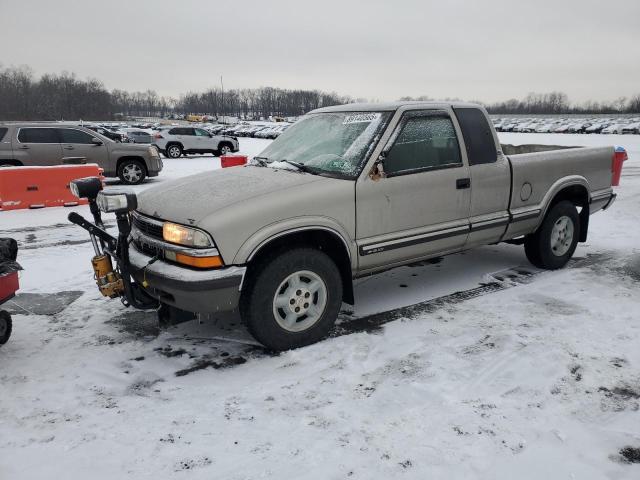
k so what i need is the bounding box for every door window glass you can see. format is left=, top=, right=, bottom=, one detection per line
left=195, top=128, right=210, bottom=137
left=17, top=128, right=59, bottom=143
left=385, top=114, right=462, bottom=175
left=58, top=128, right=96, bottom=144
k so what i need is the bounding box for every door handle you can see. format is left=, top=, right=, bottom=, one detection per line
left=19, top=145, right=29, bottom=149
left=64, top=145, right=75, bottom=150
left=456, top=178, right=471, bottom=189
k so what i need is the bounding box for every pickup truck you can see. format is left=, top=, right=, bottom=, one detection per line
left=71, top=101, right=619, bottom=351
left=0, top=123, right=163, bottom=185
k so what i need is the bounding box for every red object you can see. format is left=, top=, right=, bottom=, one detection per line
left=0, top=272, right=19, bottom=304
left=612, top=147, right=628, bottom=187
left=220, top=154, right=248, bottom=168
left=0, top=164, right=104, bottom=211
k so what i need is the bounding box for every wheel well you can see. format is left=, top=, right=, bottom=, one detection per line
left=117, top=156, right=147, bottom=173
left=247, top=230, right=355, bottom=305
left=0, top=159, right=23, bottom=166
left=218, top=141, right=233, bottom=149
left=548, top=184, right=590, bottom=242
left=165, top=141, right=183, bottom=150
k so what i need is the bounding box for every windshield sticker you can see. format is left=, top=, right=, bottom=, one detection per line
left=342, top=113, right=381, bottom=125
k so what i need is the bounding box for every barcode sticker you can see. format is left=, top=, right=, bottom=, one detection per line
left=343, top=113, right=381, bottom=125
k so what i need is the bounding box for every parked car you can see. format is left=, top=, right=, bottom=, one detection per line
left=621, top=122, right=640, bottom=134
left=152, top=126, right=239, bottom=158
left=85, top=125, right=124, bottom=142
left=126, top=130, right=152, bottom=144
left=0, top=123, right=162, bottom=184
left=71, top=101, right=619, bottom=351
left=602, top=124, right=624, bottom=134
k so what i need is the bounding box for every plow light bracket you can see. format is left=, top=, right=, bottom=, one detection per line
left=70, top=176, right=103, bottom=200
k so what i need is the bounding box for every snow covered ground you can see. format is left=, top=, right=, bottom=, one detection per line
left=1, top=134, right=639, bottom=479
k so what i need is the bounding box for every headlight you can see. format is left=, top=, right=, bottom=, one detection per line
left=70, top=176, right=103, bottom=200
left=96, top=190, right=137, bottom=213
left=163, top=222, right=212, bottom=247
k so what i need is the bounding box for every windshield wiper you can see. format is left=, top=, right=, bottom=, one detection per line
left=278, top=159, right=314, bottom=173
left=251, top=156, right=269, bottom=167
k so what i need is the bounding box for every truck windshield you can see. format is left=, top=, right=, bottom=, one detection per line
left=257, top=111, right=391, bottom=178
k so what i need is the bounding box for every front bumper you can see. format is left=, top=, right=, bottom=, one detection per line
left=129, top=245, right=245, bottom=313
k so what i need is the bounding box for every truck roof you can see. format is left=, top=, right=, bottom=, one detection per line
left=310, top=100, right=483, bottom=114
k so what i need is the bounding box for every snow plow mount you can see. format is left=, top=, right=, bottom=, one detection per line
left=67, top=177, right=159, bottom=310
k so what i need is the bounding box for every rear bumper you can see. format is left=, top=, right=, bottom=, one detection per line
left=129, top=245, right=245, bottom=313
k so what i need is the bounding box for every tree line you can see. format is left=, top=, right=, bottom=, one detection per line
left=1, top=65, right=639, bottom=121
left=401, top=92, right=640, bottom=115
left=0, top=66, right=353, bottom=120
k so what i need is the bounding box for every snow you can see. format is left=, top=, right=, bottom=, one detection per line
left=1, top=134, right=640, bottom=479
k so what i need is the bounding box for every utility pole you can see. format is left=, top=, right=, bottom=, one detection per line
left=220, top=75, right=224, bottom=124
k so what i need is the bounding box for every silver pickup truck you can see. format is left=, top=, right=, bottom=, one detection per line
left=70, top=101, right=618, bottom=351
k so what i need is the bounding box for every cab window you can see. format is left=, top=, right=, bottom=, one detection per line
left=18, top=128, right=59, bottom=143
left=384, top=113, right=462, bottom=175
left=195, top=128, right=210, bottom=137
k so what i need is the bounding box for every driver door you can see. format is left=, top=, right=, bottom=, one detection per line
left=355, top=110, right=471, bottom=272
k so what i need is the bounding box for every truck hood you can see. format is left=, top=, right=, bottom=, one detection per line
left=136, top=165, right=324, bottom=224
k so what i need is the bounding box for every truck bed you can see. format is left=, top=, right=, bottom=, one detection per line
left=503, top=144, right=615, bottom=239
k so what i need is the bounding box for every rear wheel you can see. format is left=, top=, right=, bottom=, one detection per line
left=0, top=311, right=12, bottom=345
left=118, top=159, right=147, bottom=185
left=240, top=248, right=343, bottom=351
left=166, top=144, right=183, bottom=158
left=524, top=201, right=580, bottom=270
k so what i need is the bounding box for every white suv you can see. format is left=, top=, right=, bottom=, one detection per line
left=153, top=126, right=240, bottom=158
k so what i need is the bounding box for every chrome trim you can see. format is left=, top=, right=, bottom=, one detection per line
left=130, top=226, right=220, bottom=258
left=362, top=225, right=469, bottom=254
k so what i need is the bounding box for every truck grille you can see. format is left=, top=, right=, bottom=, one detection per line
left=132, top=212, right=163, bottom=240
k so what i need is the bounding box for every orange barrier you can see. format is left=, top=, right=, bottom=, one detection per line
left=220, top=154, right=248, bottom=168
left=0, top=164, right=104, bottom=211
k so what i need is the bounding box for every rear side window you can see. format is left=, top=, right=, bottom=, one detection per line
left=18, top=128, right=59, bottom=143
left=453, top=108, right=497, bottom=165
left=0, top=128, right=7, bottom=141
left=169, top=127, right=193, bottom=135
left=58, top=128, right=96, bottom=144
left=384, top=113, right=462, bottom=175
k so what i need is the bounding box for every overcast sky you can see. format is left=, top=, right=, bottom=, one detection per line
left=1, top=0, right=638, bottom=103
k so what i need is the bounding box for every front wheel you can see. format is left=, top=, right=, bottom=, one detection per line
left=240, top=248, right=343, bottom=351
left=524, top=200, right=580, bottom=270
left=118, top=159, right=147, bottom=185
left=217, top=143, right=233, bottom=156
left=0, top=311, right=12, bottom=345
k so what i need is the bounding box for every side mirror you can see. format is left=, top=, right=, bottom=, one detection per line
left=91, top=137, right=103, bottom=146
left=369, top=153, right=387, bottom=181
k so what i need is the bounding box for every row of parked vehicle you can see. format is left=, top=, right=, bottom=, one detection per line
left=493, top=117, right=640, bottom=134
left=200, top=122, right=290, bottom=139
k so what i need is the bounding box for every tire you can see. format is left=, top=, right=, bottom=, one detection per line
left=524, top=201, right=580, bottom=270
left=0, top=311, right=12, bottom=345
left=240, top=248, right=343, bottom=351
left=117, top=159, right=147, bottom=185
left=217, top=142, right=233, bottom=157
left=166, top=144, right=183, bottom=159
